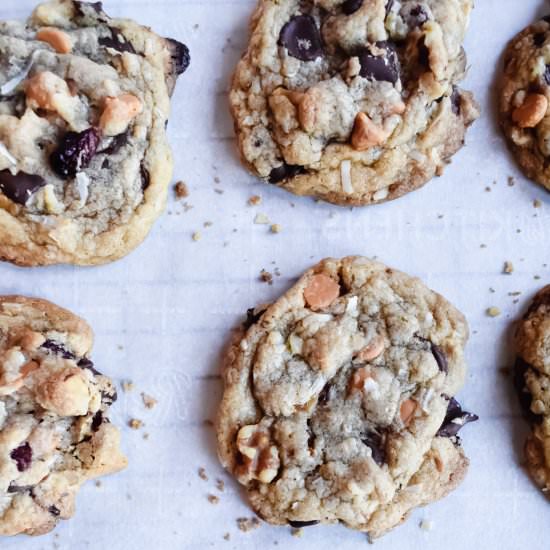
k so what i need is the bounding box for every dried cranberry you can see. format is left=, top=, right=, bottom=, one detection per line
left=10, top=442, right=32, bottom=472
left=50, top=128, right=101, bottom=179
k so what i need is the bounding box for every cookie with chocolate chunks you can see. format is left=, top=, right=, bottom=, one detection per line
left=515, top=285, right=550, bottom=494
left=0, top=0, right=190, bottom=265
left=229, top=0, right=479, bottom=206
left=217, top=256, right=477, bottom=538
left=0, top=296, right=127, bottom=536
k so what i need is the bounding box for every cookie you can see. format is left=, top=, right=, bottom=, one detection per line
left=0, top=0, right=190, bottom=265
left=229, top=0, right=479, bottom=206
left=500, top=17, right=550, bottom=191
left=217, top=256, right=477, bottom=538
left=515, top=285, right=550, bottom=494
left=0, top=295, right=127, bottom=536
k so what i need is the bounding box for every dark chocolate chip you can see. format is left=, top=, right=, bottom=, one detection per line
left=534, top=32, right=547, bottom=48
left=48, top=505, right=61, bottom=517
left=10, top=442, right=32, bottom=472
left=74, top=1, right=104, bottom=16
left=0, top=170, right=46, bottom=205
left=244, top=307, right=267, bottom=329
left=91, top=410, right=103, bottom=432
left=7, top=483, right=32, bottom=493
left=318, top=383, right=332, bottom=405
left=431, top=344, right=448, bottom=374
left=437, top=398, right=478, bottom=438
left=288, top=520, right=320, bottom=528
left=342, top=0, right=363, bottom=15
left=165, top=38, right=191, bottom=76
left=406, top=5, right=429, bottom=28
left=99, top=27, right=136, bottom=54
left=99, top=131, right=129, bottom=155
left=140, top=164, right=150, bottom=191
left=361, top=431, right=386, bottom=466
left=77, top=357, right=102, bottom=376
left=417, top=37, right=430, bottom=69
left=514, top=358, right=541, bottom=424
left=451, top=87, right=462, bottom=115
left=101, top=389, right=118, bottom=405
left=358, top=42, right=400, bottom=84
left=279, top=15, right=323, bottom=62
left=42, top=339, right=76, bottom=360
left=50, top=128, right=101, bottom=179
left=268, top=163, right=305, bottom=184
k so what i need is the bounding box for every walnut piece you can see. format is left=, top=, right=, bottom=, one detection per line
left=236, top=423, right=280, bottom=484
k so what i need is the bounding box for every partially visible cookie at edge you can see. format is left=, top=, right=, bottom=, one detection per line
left=515, top=285, right=550, bottom=494
left=0, top=0, right=190, bottom=266
left=217, top=256, right=477, bottom=538
left=230, top=0, right=479, bottom=206
left=500, top=17, right=550, bottom=191
left=0, top=295, right=127, bottom=536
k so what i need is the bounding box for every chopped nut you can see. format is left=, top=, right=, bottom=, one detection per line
left=303, top=274, right=340, bottom=311
left=174, top=181, right=189, bottom=199
left=270, top=223, right=282, bottom=234
left=128, top=418, right=143, bottom=430
left=236, top=423, right=280, bottom=484
left=36, top=27, right=73, bottom=53
left=248, top=195, right=262, bottom=206
left=141, top=393, right=157, bottom=409
left=503, top=261, right=514, bottom=274
left=99, top=93, right=143, bottom=136
left=207, top=494, right=220, bottom=505
left=351, top=112, right=388, bottom=151
left=198, top=467, right=208, bottom=481
left=237, top=517, right=261, bottom=533
left=512, top=93, right=548, bottom=128
left=487, top=307, right=501, bottom=317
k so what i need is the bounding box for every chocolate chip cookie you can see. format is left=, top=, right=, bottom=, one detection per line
left=515, top=285, right=550, bottom=494
left=0, top=295, right=127, bottom=536
left=500, top=17, right=550, bottom=191
left=217, top=257, right=477, bottom=538
left=230, top=0, right=479, bottom=206
left=0, top=0, right=190, bottom=265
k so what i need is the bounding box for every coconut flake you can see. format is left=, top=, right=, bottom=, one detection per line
left=1, top=58, right=34, bottom=96
left=373, top=187, right=389, bottom=202
left=75, top=172, right=90, bottom=207
left=0, top=143, right=16, bottom=166
left=340, top=160, right=353, bottom=194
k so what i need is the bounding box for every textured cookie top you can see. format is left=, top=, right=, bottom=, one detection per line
left=0, top=296, right=127, bottom=537
left=515, top=286, right=550, bottom=494
left=218, top=257, right=477, bottom=537
left=230, top=0, right=479, bottom=206
left=0, top=0, right=189, bottom=265
left=500, top=17, right=550, bottom=191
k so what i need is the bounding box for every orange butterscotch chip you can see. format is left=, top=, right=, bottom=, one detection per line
left=36, top=27, right=73, bottom=54
left=99, top=93, right=143, bottom=136
left=400, top=399, right=417, bottom=426
left=512, top=93, right=548, bottom=129
left=303, top=274, right=340, bottom=310
left=356, top=335, right=385, bottom=362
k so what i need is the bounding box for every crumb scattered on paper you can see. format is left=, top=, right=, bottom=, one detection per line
left=129, top=419, right=143, bottom=430
left=141, top=393, right=158, bottom=409
left=175, top=181, right=189, bottom=199
left=260, top=269, right=273, bottom=285
left=487, top=307, right=501, bottom=318
left=503, top=261, right=514, bottom=274
left=237, top=517, right=261, bottom=533
left=208, top=494, right=220, bottom=505
left=122, top=380, right=134, bottom=393
left=248, top=195, right=261, bottom=206
left=198, top=468, right=208, bottom=481
left=254, top=213, right=270, bottom=225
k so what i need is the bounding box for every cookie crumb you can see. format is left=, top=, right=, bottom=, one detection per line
left=198, top=467, right=208, bottom=481
left=254, top=213, right=270, bottom=225
left=503, top=261, right=514, bottom=274
left=270, top=223, right=282, bottom=234
left=122, top=380, right=134, bottom=393
left=248, top=195, right=262, bottom=206
left=237, top=517, right=261, bottom=533
left=507, top=176, right=515, bottom=186
left=291, top=528, right=303, bottom=538
left=216, top=479, right=225, bottom=492
left=223, top=533, right=231, bottom=541
left=419, top=519, right=434, bottom=532
left=174, top=181, right=189, bottom=199
left=141, top=392, right=158, bottom=409
left=534, top=199, right=542, bottom=208
left=486, top=307, right=501, bottom=318
left=260, top=269, right=273, bottom=285
left=95, top=480, right=102, bottom=488
left=192, top=231, right=202, bottom=242
left=207, top=494, right=220, bottom=505
left=128, top=418, right=143, bottom=430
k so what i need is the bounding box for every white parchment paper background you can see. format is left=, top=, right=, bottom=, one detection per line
left=1, top=0, right=550, bottom=548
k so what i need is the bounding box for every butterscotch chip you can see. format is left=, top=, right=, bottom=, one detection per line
left=36, top=27, right=73, bottom=53
left=303, top=274, right=340, bottom=310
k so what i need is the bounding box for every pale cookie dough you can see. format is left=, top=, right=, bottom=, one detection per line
left=230, top=0, right=479, bottom=206
left=500, top=17, right=550, bottom=191
left=0, top=295, right=127, bottom=536
left=515, top=285, right=550, bottom=494
left=217, top=256, right=477, bottom=538
left=0, top=0, right=190, bottom=265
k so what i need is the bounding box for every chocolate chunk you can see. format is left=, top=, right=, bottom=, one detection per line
left=431, top=344, right=448, bottom=374
left=0, top=170, right=46, bottom=205
left=358, top=42, right=400, bottom=84
left=42, top=339, right=76, bottom=360
left=268, top=163, right=305, bottom=184
left=77, top=357, right=102, bottom=376
left=7, top=483, right=32, bottom=493
left=437, top=398, right=478, bottom=438
left=165, top=38, right=191, bottom=76
left=10, top=442, right=32, bottom=472
left=406, top=5, right=429, bottom=27
left=514, top=358, right=542, bottom=424
left=451, top=87, right=462, bottom=115
left=288, top=520, right=320, bottom=528
left=99, top=27, right=136, bottom=54
left=417, top=37, right=430, bottom=69
left=50, top=128, right=101, bottom=179
left=244, top=307, right=267, bottom=329
left=534, top=32, right=547, bottom=48
left=140, top=164, right=150, bottom=191
left=91, top=410, right=103, bottom=432
left=48, top=505, right=61, bottom=517
left=361, top=431, right=386, bottom=465
left=342, top=0, right=363, bottom=15
left=279, top=15, right=323, bottom=62
left=318, top=383, right=332, bottom=405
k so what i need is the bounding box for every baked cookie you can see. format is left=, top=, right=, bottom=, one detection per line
left=0, top=0, right=190, bottom=265
left=217, top=257, right=477, bottom=538
left=230, top=0, right=479, bottom=206
left=515, top=285, right=550, bottom=494
left=500, top=17, right=550, bottom=192
left=0, top=295, right=127, bottom=536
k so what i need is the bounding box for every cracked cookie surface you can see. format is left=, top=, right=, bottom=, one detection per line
left=217, top=257, right=477, bottom=538
left=0, top=0, right=189, bottom=265
left=230, top=0, right=479, bottom=206
left=500, top=17, right=550, bottom=191
left=515, top=285, right=550, bottom=495
left=0, top=295, right=127, bottom=536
